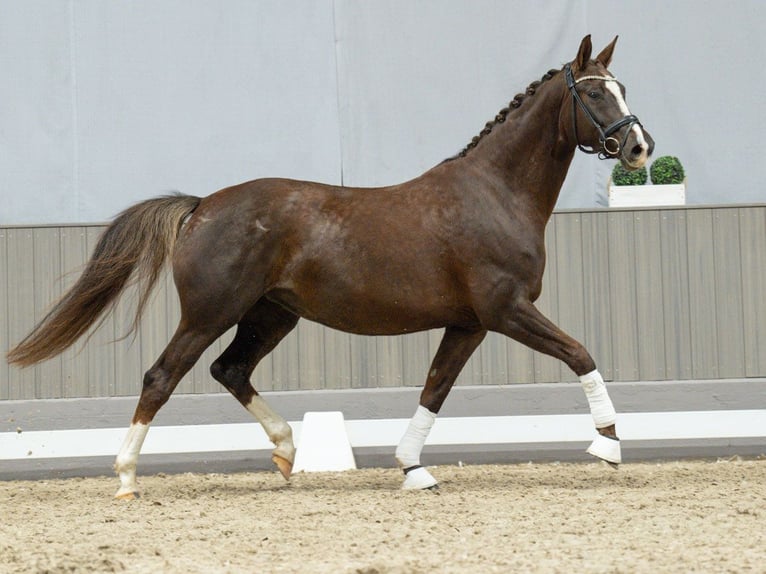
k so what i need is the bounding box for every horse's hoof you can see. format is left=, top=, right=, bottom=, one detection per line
left=586, top=433, right=622, bottom=464
left=401, top=466, right=438, bottom=490
left=272, top=454, right=293, bottom=480
left=606, top=461, right=620, bottom=470
left=114, top=489, right=141, bottom=501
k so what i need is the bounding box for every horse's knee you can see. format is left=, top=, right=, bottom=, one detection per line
left=141, top=368, right=169, bottom=399
left=568, top=345, right=596, bottom=376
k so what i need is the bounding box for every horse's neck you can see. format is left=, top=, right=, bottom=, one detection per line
left=460, top=80, right=575, bottom=220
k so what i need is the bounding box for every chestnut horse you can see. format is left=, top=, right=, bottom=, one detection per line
left=8, top=36, right=653, bottom=497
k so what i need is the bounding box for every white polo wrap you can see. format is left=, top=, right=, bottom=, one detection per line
left=395, top=405, right=437, bottom=468
left=579, top=369, right=616, bottom=428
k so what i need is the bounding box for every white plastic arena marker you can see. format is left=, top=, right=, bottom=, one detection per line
left=292, top=411, right=357, bottom=473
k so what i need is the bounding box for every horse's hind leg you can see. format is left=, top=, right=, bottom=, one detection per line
left=114, top=322, right=224, bottom=499
left=210, top=299, right=299, bottom=479
left=396, top=326, right=486, bottom=489
left=493, top=298, right=621, bottom=465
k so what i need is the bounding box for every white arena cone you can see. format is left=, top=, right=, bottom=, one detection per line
left=292, top=411, right=357, bottom=473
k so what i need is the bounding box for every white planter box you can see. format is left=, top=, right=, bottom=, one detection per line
left=608, top=179, right=686, bottom=208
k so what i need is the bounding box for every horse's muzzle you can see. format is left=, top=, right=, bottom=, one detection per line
left=621, top=126, right=654, bottom=170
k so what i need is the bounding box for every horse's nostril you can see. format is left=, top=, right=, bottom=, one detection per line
left=631, top=145, right=644, bottom=158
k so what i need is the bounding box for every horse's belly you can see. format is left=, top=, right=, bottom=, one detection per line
left=266, top=286, right=473, bottom=336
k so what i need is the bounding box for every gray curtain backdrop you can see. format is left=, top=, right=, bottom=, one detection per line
left=1, top=0, right=764, bottom=225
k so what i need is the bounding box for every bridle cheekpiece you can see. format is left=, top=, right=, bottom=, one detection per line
left=564, top=63, right=641, bottom=160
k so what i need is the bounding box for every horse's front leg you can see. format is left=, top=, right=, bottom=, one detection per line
left=396, top=326, right=486, bottom=489
left=492, top=298, right=621, bottom=465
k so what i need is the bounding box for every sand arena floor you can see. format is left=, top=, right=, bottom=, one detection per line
left=1, top=459, right=764, bottom=573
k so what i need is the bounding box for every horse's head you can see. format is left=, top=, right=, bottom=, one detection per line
left=560, top=35, right=654, bottom=170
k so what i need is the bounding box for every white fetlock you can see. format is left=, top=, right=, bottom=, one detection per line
left=401, top=466, right=438, bottom=490
left=245, top=395, right=295, bottom=479
left=114, top=422, right=149, bottom=499
left=587, top=433, right=622, bottom=464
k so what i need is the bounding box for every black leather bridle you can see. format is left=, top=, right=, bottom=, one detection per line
left=564, top=63, right=642, bottom=160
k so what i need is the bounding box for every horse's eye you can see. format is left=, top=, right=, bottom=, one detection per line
left=587, top=91, right=600, bottom=100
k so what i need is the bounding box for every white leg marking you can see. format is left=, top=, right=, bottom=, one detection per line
left=114, top=423, right=149, bottom=498
left=246, top=395, right=295, bottom=463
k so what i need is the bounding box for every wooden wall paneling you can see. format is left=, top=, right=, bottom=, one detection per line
left=323, top=328, right=353, bottom=390
left=349, top=332, right=378, bottom=389
left=32, top=228, right=64, bottom=398
left=375, top=335, right=403, bottom=388
left=0, top=228, right=9, bottom=399
left=6, top=229, right=36, bottom=399
left=298, top=320, right=326, bottom=390
left=685, top=210, right=719, bottom=379
left=712, top=209, right=746, bottom=377
left=739, top=207, right=766, bottom=376
left=400, top=332, right=432, bottom=388
left=658, top=211, right=693, bottom=380
left=579, top=211, right=614, bottom=380
left=607, top=212, right=639, bottom=381
left=632, top=211, right=667, bottom=380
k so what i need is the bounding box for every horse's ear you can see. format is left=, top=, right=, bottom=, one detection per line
left=574, top=35, right=592, bottom=71
left=596, top=36, right=618, bottom=68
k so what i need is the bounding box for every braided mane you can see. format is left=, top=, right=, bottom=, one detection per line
left=446, top=68, right=562, bottom=161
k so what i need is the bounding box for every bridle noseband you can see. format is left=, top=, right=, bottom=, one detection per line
left=564, top=63, right=642, bottom=160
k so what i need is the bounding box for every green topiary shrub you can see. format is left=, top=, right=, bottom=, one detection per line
left=650, top=156, right=685, bottom=185
left=611, top=162, right=648, bottom=186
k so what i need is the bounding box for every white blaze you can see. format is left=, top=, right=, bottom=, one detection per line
left=604, top=80, right=648, bottom=150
